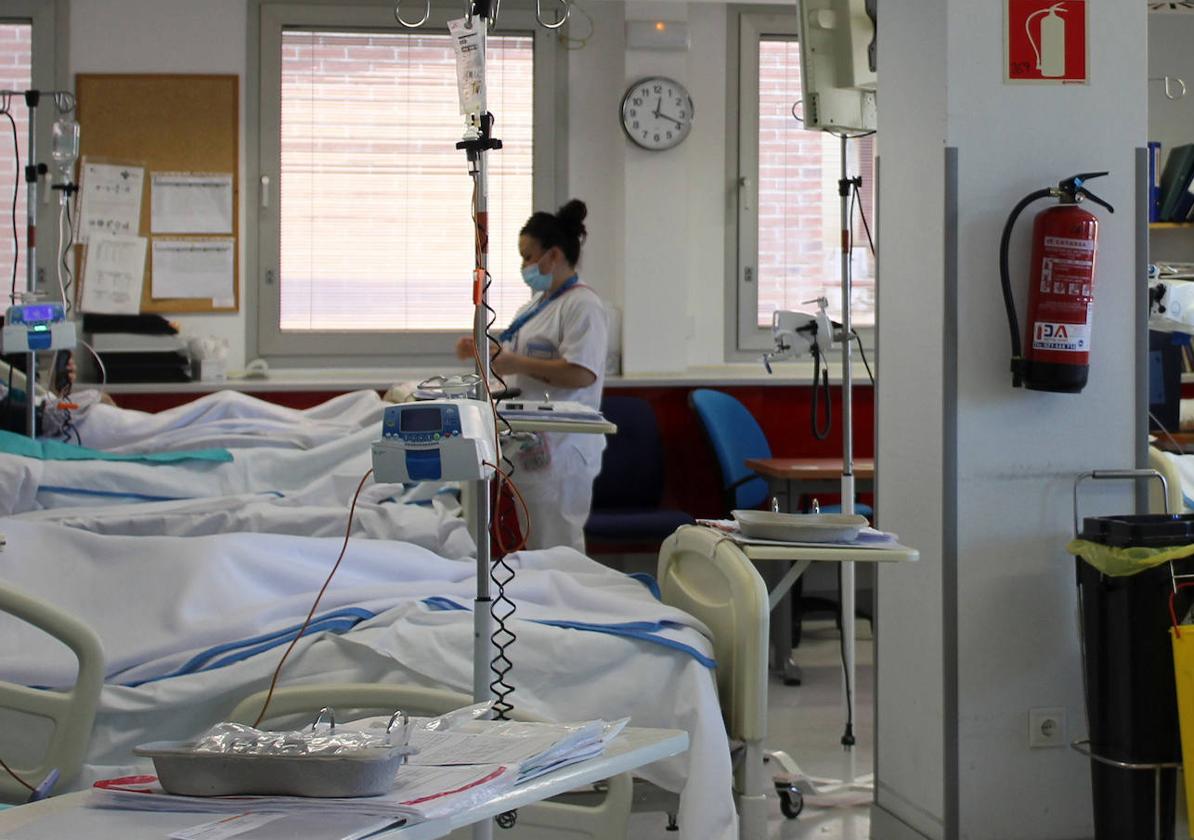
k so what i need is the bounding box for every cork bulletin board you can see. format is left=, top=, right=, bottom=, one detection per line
left=74, top=74, right=239, bottom=314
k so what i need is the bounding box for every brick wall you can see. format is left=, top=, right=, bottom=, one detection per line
left=0, top=23, right=31, bottom=297
left=757, top=39, right=876, bottom=327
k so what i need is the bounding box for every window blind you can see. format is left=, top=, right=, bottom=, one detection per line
left=279, top=29, right=534, bottom=332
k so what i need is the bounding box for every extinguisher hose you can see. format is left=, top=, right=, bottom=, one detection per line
left=1000, top=188, right=1054, bottom=387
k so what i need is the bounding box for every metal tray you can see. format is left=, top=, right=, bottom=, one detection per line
left=134, top=740, right=417, bottom=798
left=732, top=510, right=869, bottom=543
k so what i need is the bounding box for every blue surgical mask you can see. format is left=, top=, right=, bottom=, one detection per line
left=521, top=263, right=553, bottom=293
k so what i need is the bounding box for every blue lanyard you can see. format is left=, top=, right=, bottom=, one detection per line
left=499, top=275, right=579, bottom=344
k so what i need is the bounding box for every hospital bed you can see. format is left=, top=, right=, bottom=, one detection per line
left=0, top=598, right=630, bottom=840
left=0, top=522, right=737, bottom=839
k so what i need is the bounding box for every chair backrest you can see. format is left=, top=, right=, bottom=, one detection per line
left=688, top=389, right=771, bottom=511
left=591, top=395, right=665, bottom=510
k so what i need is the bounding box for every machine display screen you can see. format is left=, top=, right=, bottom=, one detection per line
left=15, top=305, right=58, bottom=323
left=400, top=407, right=443, bottom=433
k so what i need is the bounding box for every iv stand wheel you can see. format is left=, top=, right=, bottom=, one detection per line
left=777, top=784, right=804, bottom=819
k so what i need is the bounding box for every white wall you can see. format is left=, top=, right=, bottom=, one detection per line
left=569, top=0, right=732, bottom=375
left=877, top=2, right=1147, bottom=838
left=1149, top=13, right=1194, bottom=265
left=68, top=0, right=249, bottom=369
left=873, top=0, right=948, bottom=835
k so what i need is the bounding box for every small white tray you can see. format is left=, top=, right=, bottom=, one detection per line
left=732, top=510, right=869, bottom=543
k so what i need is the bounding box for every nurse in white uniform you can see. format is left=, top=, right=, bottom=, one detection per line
left=455, top=199, right=607, bottom=552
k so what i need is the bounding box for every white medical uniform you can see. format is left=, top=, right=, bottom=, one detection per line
left=502, top=279, right=608, bottom=552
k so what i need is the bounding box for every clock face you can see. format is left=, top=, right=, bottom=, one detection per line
left=621, top=77, right=693, bottom=151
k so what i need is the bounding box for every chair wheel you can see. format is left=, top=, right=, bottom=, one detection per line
left=779, top=789, right=804, bottom=819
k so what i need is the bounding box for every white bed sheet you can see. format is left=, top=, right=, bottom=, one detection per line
left=0, top=522, right=736, bottom=840
left=0, top=425, right=384, bottom=514
left=63, top=389, right=388, bottom=453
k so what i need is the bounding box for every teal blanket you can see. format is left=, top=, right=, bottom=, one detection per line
left=0, top=430, right=232, bottom=464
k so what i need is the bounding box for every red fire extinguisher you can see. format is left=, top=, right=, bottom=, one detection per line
left=1001, top=171, right=1114, bottom=394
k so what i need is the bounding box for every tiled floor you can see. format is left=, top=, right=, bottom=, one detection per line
left=628, top=618, right=875, bottom=839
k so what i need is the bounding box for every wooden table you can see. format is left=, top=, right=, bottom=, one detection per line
left=744, top=457, right=875, bottom=502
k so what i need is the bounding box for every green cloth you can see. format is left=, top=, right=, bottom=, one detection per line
left=1067, top=538, right=1194, bottom=577
left=0, top=430, right=232, bottom=464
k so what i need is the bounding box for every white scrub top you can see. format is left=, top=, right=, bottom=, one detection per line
left=502, top=280, right=608, bottom=465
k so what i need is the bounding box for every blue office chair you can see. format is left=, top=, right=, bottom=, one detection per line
left=688, top=388, right=872, bottom=517
left=584, top=395, right=694, bottom=548
left=688, top=388, right=872, bottom=651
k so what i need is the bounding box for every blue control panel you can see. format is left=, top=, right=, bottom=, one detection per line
left=381, top=404, right=464, bottom=446
left=8, top=303, right=65, bottom=326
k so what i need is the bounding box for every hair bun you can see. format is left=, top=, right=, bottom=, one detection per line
left=556, top=199, right=588, bottom=238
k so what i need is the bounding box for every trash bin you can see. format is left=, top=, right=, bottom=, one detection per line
left=1076, top=554, right=1186, bottom=840
left=1070, top=473, right=1194, bottom=840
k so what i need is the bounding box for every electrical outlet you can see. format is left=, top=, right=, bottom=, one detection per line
left=1029, top=707, right=1066, bottom=748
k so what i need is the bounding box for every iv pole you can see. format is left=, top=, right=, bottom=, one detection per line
left=1, top=89, right=76, bottom=438
left=391, top=3, right=567, bottom=833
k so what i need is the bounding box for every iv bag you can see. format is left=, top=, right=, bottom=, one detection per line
left=50, top=117, right=79, bottom=177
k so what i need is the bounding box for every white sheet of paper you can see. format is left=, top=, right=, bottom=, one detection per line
left=152, top=238, right=234, bottom=300
left=78, top=163, right=144, bottom=243
left=80, top=233, right=147, bottom=314
left=152, top=172, right=234, bottom=234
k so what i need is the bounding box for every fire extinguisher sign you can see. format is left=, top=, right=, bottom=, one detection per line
left=1006, top=0, right=1088, bottom=84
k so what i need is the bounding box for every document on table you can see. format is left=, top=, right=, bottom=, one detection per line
left=152, top=172, right=234, bottom=234
left=80, top=233, right=147, bottom=314
left=78, top=162, right=144, bottom=243
left=169, top=812, right=402, bottom=840
left=152, top=238, right=234, bottom=304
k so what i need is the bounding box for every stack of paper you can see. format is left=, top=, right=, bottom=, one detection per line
left=401, top=717, right=629, bottom=784
left=90, top=762, right=519, bottom=824
left=497, top=400, right=606, bottom=423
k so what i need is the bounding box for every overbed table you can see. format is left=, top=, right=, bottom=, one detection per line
left=0, top=728, right=687, bottom=840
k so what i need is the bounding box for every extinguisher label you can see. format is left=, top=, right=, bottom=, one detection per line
left=1032, top=321, right=1090, bottom=352
left=1043, top=236, right=1096, bottom=253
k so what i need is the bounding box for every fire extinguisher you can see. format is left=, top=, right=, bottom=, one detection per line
left=1001, top=171, right=1114, bottom=394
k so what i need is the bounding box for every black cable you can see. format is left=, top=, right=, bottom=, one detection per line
left=852, top=181, right=875, bottom=257
left=1000, top=188, right=1054, bottom=384
left=853, top=332, right=874, bottom=385
left=61, top=199, right=74, bottom=312
left=837, top=563, right=855, bottom=748
left=4, top=109, right=18, bottom=303
left=810, top=344, right=832, bottom=440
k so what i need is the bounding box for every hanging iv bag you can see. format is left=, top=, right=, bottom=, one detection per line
left=50, top=117, right=79, bottom=182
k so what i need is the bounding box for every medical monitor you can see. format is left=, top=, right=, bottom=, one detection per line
left=797, top=0, right=877, bottom=132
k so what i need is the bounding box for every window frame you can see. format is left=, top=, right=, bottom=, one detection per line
left=727, top=7, right=875, bottom=358
left=248, top=0, right=566, bottom=364
left=0, top=0, right=64, bottom=302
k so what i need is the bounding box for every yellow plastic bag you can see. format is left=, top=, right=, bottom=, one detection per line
left=1170, top=583, right=1194, bottom=837
left=1068, top=539, right=1194, bottom=578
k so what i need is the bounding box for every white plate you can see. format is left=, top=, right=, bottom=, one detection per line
left=732, top=510, right=869, bottom=543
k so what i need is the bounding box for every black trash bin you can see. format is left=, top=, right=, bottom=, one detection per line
left=1076, top=512, right=1194, bottom=840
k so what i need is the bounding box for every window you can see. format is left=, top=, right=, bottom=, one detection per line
left=0, top=21, right=32, bottom=294
left=254, top=2, right=563, bottom=361
left=734, top=12, right=876, bottom=353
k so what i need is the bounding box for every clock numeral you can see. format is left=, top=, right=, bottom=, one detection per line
left=629, top=109, right=637, bottom=117
left=667, top=131, right=673, bottom=140
left=667, top=88, right=673, bottom=97
left=632, top=121, right=639, bottom=129
left=642, top=130, right=648, bottom=139
left=675, top=97, right=684, bottom=107
left=640, top=88, right=649, bottom=97
left=654, top=133, right=661, bottom=142
left=633, top=97, right=642, bottom=106
left=679, top=112, right=686, bottom=119
left=653, top=84, right=662, bottom=94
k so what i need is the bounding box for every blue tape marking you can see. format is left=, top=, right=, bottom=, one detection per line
left=419, top=597, right=714, bottom=668
left=118, top=607, right=377, bottom=687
